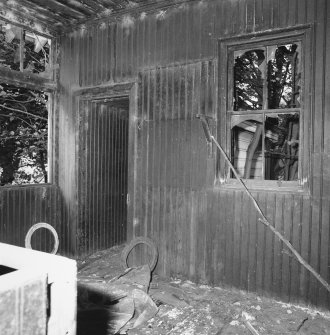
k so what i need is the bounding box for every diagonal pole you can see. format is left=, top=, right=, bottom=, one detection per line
left=196, top=114, right=330, bottom=294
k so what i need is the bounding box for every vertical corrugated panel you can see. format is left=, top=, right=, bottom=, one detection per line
left=74, top=1, right=218, bottom=86
left=55, top=0, right=330, bottom=308
left=319, top=0, right=330, bottom=308
left=137, top=59, right=215, bottom=278
left=309, top=0, right=326, bottom=306
left=78, top=100, right=128, bottom=255
left=0, top=185, right=64, bottom=253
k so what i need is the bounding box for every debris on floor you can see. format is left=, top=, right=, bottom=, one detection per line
left=76, top=244, right=330, bottom=335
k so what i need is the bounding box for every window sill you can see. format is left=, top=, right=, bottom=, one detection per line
left=216, top=178, right=310, bottom=195
left=0, top=183, right=53, bottom=189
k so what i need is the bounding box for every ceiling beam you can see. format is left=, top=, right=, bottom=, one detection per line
left=0, top=5, right=59, bottom=36
left=29, top=0, right=88, bottom=20
left=78, top=0, right=109, bottom=14
left=11, top=0, right=71, bottom=26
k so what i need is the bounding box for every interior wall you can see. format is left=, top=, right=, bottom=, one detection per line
left=58, top=0, right=330, bottom=308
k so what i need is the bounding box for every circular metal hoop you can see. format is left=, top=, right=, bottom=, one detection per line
left=25, top=223, right=59, bottom=254
left=121, top=237, right=158, bottom=272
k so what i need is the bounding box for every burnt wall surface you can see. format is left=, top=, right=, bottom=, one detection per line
left=0, top=185, right=71, bottom=255
left=56, top=0, right=330, bottom=307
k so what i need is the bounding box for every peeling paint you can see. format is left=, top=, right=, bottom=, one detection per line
left=68, top=0, right=85, bottom=9
left=78, top=24, right=87, bottom=37
left=301, top=177, right=308, bottom=186
left=122, top=14, right=134, bottom=28
left=156, top=10, right=166, bottom=20
left=127, top=1, right=138, bottom=8
left=140, top=12, right=147, bottom=21
left=219, top=177, right=226, bottom=184
left=198, top=0, right=207, bottom=7
left=102, top=8, right=113, bottom=17
left=178, top=3, right=187, bottom=10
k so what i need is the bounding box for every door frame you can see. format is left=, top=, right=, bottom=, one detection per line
left=73, top=82, right=138, bottom=251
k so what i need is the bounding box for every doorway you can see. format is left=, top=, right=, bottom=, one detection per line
left=78, top=97, right=129, bottom=254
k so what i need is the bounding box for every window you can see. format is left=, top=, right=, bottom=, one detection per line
left=219, top=27, right=311, bottom=189
left=0, top=21, right=52, bottom=77
left=0, top=21, right=54, bottom=186
left=0, top=83, right=49, bottom=185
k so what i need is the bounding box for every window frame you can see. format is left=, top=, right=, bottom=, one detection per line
left=217, top=25, right=312, bottom=192
left=0, top=21, right=56, bottom=187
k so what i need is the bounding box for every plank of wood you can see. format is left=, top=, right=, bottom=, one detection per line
left=224, top=190, right=235, bottom=286
left=309, top=196, right=321, bottom=305
left=289, top=195, right=303, bottom=302
left=273, top=193, right=284, bottom=296
left=182, top=189, right=192, bottom=278
left=200, top=1, right=215, bottom=59
left=254, top=0, right=264, bottom=31
left=189, top=191, right=198, bottom=281
left=299, top=196, right=311, bottom=300
left=263, top=192, right=275, bottom=294
left=256, top=192, right=266, bottom=294
left=232, top=190, right=243, bottom=288
left=318, top=198, right=330, bottom=307
left=196, top=191, right=207, bottom=283
left=240, top=192, right=250, bottom=290
left=245, top=0, right=255, bottom=34
left=261, top=0, right=274, bottom=30
left=215, top=190, right=227, bottom=284
left=281, top=194, right=293, bottom=301
left=247, top=191, right=258, bottom=293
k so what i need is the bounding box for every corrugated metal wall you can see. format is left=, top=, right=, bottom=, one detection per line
left=0, top=185, right=70, bottom=254
left=77, top=99, right=128, bottom=254
left=56, top=0, right=330, bottom=307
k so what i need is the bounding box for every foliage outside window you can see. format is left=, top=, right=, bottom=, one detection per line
left=0, top=84, right=48, bottom=185
left=228, top=40, right=302, bottom=183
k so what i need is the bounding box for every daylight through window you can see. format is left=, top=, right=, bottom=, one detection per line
left=0, top=84, right=49, bottom=186
left=229, top=41, right=301, bottom=182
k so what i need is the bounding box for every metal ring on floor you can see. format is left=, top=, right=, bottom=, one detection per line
left=25, top=222, right=59, bottom=254
left=121, top=236, right=158, bottom=272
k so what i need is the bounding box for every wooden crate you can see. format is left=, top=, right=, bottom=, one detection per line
left=0, top=243, right=77, bottom=335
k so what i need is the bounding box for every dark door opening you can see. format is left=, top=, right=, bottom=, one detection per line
left=78, top=97, right=129, bottom=254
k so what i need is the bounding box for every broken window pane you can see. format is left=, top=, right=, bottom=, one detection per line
left=0, top=21, right=52, bottom=77
left=0, top=23, right=21, bottom=71
left=231, top=114, right=299, bottom=181
left=264, top=113, right=299, bottom=181
left=233, top=49, right=265, bottom=111
left=231, top=119, right=263, bottom=179
left=267, top=43, right=301, bottom=109
left=0, top=83, right=48, bottom=185
left=24, top=31, right=51, bottom=75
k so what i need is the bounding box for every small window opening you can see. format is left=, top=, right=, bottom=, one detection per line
left=0, top=83, right=49, bottom=186
left=230, top=42, right=301, bottom=182
left=0, top=21, right=52, bottom=77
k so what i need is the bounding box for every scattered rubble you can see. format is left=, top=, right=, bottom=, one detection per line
left=76, top=244, right=330, bottom=335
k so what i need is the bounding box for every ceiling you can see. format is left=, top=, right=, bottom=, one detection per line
left=0, top=0, right=157, bottom=35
